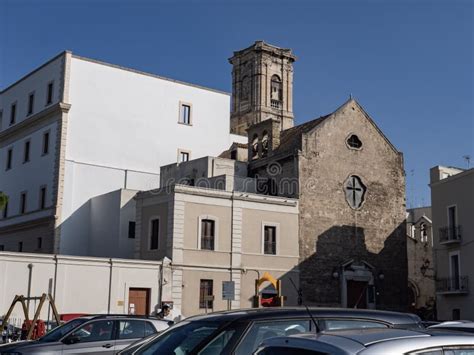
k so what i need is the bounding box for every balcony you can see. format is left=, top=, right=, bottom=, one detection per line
left=436, top=276, right=469, bottom=294
left=439, top=225, right=462, bottom=244
left=271, top=99, right=282, bottom=109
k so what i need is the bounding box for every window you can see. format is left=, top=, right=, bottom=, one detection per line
left=230, top=150, right=237, bottom=160
left=200, top=219, right=215, bottom=250
left=452, top=309, right=461, bottom=321
left=20, top=192, right=27, bottom=214
left=10, top=103, right=16, bottom=125
left=37, top=237, right=42, bottom=249
left=179, top=103, right=192, bottom=125
left=199, top=279, right=213, bottom=309
left=263, top=225, right=277, bottom=255
left=198, top=329, right=236, bottom=355
left=6, top=148, right=13, bottom=170
left=270, top=75, right=282, bottom=109
left=23, top=140, right=30, bottom=163
left=118, top=320, right=147, bottom=340
left=2, top=202, right=7, bottom=218
left=28, top=93, right=35, bottom=115
left=448, top=205, right=457, bottom=238
left=347, top=134, right=362, bottom=149
left=46, top=82, right=54, bottom=105
left=318, top=319, right=387, bottom=331
left=18, top=242, right=23, bottom=252
left=0, top=245, right=4, bottom=251
left=344, top=175, right=366, bottom=209
left=42, top=131, right=50, bottom=155
left=150, top=218, right=159, bottom=250
left=179, top=151, right=190, bottom=163
left=67, top=320, right=114, bottom=343
left=128, top=221, right=136, bottom=239
left=450, top=251, right=461, bottom=290
left=39, top=186, right=47, bottom=209
left=420, top=223, right=428, bottom=242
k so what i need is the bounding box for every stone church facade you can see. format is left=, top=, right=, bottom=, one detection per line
left=230, top=41, right=408, bottom=311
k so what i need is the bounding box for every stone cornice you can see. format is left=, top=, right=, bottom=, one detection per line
left=0, top=215, right=54, bottom=233
left=0, top=102, right=71, bottom=143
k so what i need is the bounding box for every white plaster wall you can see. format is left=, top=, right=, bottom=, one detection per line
left=0, top=54, right=64, bottom=131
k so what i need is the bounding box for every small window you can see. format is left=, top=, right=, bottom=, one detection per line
left=420, top=223, right=428, bottom=242
left=201, top=219, right=215, bottom=250
left=347, top=134, right=362, bottom=149
left=230, top=150, right=237, bottom=160
left=39, top=186, right=47, bottom=210
left=6, top=148, right=13, bottom=170
left=199, top=279, right=213, bottom=309
left=452, top=308, right=461, bottom=321
left=179, top=103, right=191, bottom=125
left=0, top=245, right=4, bottom=251
left=42, top=131, right=50, bottom=155
left=20, top=192, right=27, bottom=214
left=37, top=237, right=42, bottom=249
left=150, top=219, right=159, bottom=250
left=10, top=103, right=16, bottom=125
left=128, top=221, right=136, bottom=239
left=23, top=140, right=30, bottom=163
left=46, top=82, right=54, bottom=105
left=179, top=151, right=190, bottom=163
left=2, top=202, right=8, bottom=218
left=118, top=320, right=146, bottom=340
left=28, top=93, right=35, bottom=115
left=263, top=225, right=277, bottom=255
left=18, top=242, right=23, bottom=252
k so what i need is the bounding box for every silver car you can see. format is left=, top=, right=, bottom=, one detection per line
left=255, top=328, right=474, bottom=354
left=429, top=321, right=474, bottom=334
left=0, top=315, right=171, bottom=354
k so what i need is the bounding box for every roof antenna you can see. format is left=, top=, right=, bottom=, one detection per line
left=289, top=277, right=320, bottom=332
left=463, top=155, right=471, bottom=169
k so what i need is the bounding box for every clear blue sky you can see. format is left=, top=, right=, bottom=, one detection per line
left=1, top=0, right=473, bottom=207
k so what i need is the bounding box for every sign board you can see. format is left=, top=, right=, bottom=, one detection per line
left=222, top=281, right=235, bottom=301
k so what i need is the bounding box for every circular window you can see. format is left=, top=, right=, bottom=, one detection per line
left=347, top=134, right=362, bottom=149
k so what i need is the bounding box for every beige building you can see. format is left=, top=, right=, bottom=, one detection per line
left=431, top=166, right=474, bottom=320
left=134, top=156, right=300, bottom=316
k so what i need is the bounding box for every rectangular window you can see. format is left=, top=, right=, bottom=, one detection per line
left=28, top=93, right=35, bottom=115
left=42, top=131, right=50, bottom=155
left=37, top=237, right=42, bottom=249
left=201, top=219, right=215, bottom=250
left=6, top=148, right=13, bottom=170
left=450, top=252, right=460, bottom=290
left=18, top=242, right=23, bottom=252
left=199, top=279, right=213, bottom=309
left=10, top=103, right=16, bottom=125
left=0, top=245, right=4, bottom=251
left=128, top=221, right=136, bottom=239
left=46, top=82, right=54, bottom=105
left=179, top=151, right=189, bottom=163
left=20, top=192, right=27, bottom=214
left=2, top=202, right=7, bottom=219
left=264, top=225, right=277, bottom=255
left=23, top=140, right=30, bottom=163
left=179, top=104, right=191, bottom=125
left=39, top=186, right=47, bottom=210
left=150, top=219, right=159, bottom=250
left=448, top=206, right=457, bottom=238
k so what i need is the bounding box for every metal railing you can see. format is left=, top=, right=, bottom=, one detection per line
left=436, top=276, right=469, bottom=293
left=439, top=225, right=462, bottom=243
left=264, top=242, right=276, bottom=255
left=201, top=237, right=214, bottom=250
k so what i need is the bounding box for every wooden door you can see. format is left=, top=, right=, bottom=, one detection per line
left=128, top=288, right=150, bottom=315
left=347, top=280, right=368, bottom=309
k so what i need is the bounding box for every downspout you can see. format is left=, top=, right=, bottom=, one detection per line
left=158, top=263, right=164, bottom=310
left=107, top=258, right=113, bottom=314
left=53, top=255, right=58, bottom=299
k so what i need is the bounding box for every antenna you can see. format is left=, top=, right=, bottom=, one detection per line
left=289, top=277, right=320, bottom=332
left=463, top=155, right=471, bottom=169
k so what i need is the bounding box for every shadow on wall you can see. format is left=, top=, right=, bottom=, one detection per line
left=276, top=222, right=408, bottom=312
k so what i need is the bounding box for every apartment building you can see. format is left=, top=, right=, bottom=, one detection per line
left=0, top=51, right=245, bottom=257
left=430, top=166, right=474, bottom=320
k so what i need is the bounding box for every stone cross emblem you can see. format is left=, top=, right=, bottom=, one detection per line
left=345, top=175, right=366, bottom=209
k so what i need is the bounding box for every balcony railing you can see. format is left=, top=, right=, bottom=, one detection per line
left=271, top=99, right=282, bottom=109
left=436, top=276, right=469, bottom=294
left=439, top=225, right=462, bottom=244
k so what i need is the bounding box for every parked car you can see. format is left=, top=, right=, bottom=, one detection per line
left=254, top=328, right=474, bottom=354
left=428, top=321, right=474, bottom=334
left=0, top=314, right=171, bottom=354
left=119, top=307, right=424, bottom=354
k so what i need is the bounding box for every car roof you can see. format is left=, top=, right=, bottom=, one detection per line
left=429, top=321, right=474, bottom=329
left=184, top=307, right=420, bottom=325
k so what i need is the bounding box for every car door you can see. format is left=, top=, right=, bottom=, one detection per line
left=113, top=320, right=150, bottom=353
left=61, top=319, right=116, bottom=354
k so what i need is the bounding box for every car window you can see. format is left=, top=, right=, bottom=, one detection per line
left=119, top=320, right=147, bottom=340
left=145, top=322, right=157, bottom=336
left=38, top=318, right=88, bottom=342
left=444, top=349, right=474, bottom=355
left=137, top=321, right=222, bottom=355
left=69, top=320, right=114, bottom=343
left=319, top=319, right=388, bottom=331
left=255, top=346, right=327, bottom=355
left=198, top=329, right=236, bottom=355
left=408, top=350, right=443, bottom=355
left=235, top=319, right=312, bottom=355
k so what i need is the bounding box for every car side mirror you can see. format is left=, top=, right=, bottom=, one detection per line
left=63, top=335, right=80, bottom=345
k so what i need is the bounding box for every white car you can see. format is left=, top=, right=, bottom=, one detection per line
left=429, top=321, right=474, bottom=334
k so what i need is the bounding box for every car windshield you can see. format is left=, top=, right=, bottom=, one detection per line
left=37, top=318, right=88, bottom=342
left=136, top=320, right=223, bottom=355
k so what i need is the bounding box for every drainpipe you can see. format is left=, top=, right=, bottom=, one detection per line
left=107, top=259, right=113, bottom=314
left=26, top=264, right=34, bottom=317
left=158, top=263, right=164, bottom=309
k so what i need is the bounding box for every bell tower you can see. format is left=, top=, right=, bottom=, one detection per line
left=229, top=41, right=296, bottom=135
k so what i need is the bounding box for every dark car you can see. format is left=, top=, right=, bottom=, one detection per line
left=0, top=314, right=170, bottom=354
left=120, top=307, right=423, bottom=355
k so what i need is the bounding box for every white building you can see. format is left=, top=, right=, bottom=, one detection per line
left=0, top=51, right=245, bottom=257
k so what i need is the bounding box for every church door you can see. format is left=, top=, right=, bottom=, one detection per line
left=347, top=280, right=368, bottom=309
